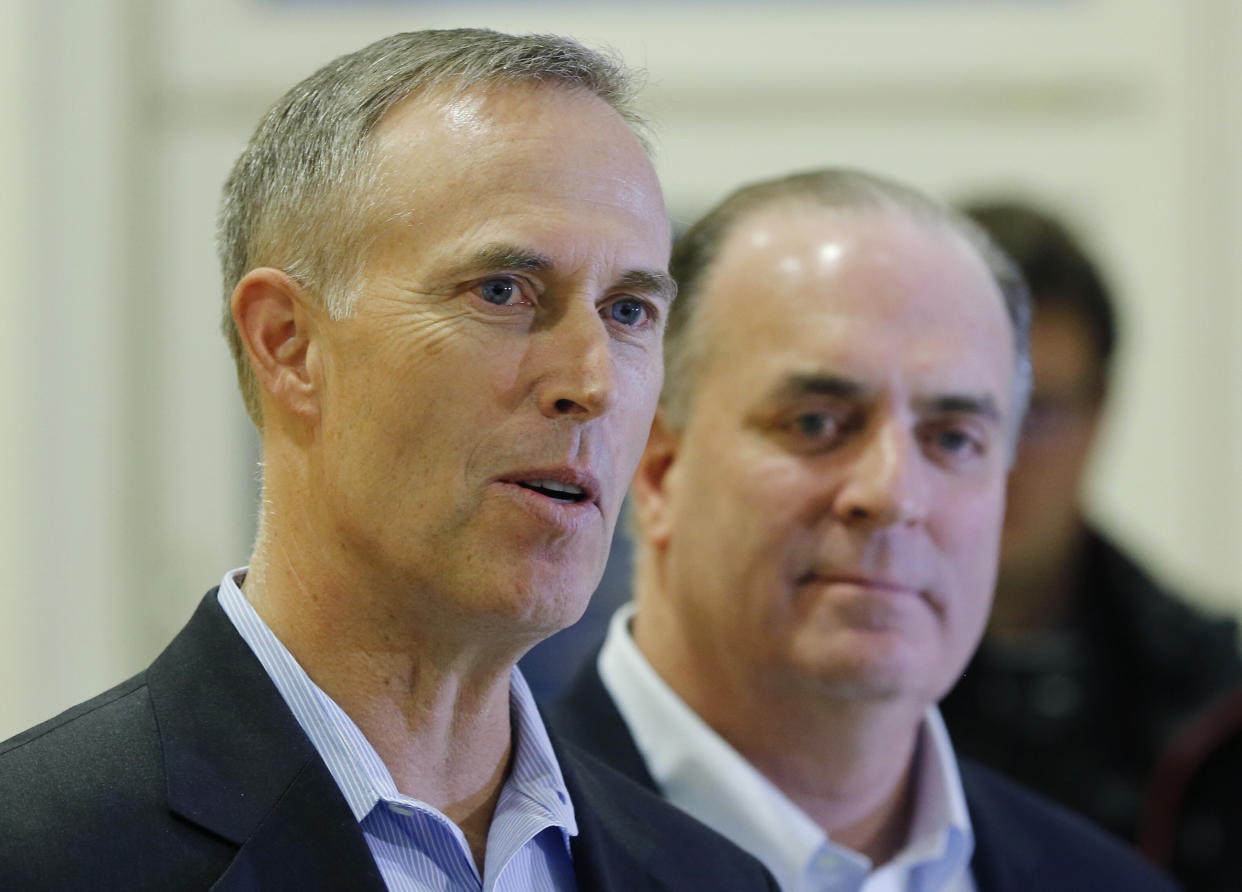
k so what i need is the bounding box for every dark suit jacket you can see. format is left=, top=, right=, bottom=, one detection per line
left=548, top=656, right=1183, bottom=892
left=0, top=591, right=778, bottom=891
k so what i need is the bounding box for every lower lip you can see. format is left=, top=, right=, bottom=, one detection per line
left=797, top=579, right=927, bottom=627
left=493, top=481, right=600, bottom=531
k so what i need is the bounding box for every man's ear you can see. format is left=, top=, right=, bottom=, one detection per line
left=231, top=268, right=322, bottom=423
left=631, top=409, right=682, bottom=549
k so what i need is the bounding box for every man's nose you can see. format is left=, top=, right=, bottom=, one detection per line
left=832, top=420, right=930, bottom=528
left=535, top=302, right=616, bottom=421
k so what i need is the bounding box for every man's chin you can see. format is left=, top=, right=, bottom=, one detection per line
left=471, top=572, right=594, bottom=637
left=788, top=640, right=936, bottom=705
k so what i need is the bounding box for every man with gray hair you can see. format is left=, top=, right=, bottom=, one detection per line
left=550, top=168, right=1179, bottom=891
left=0, top=29, right=777, bottom=891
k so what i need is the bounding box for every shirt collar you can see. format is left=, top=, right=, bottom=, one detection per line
left=599, top=602, right=974, bottom=892
left=867, top=710, right=974, bottom=891
left=216, top=568, right=578, bottom=840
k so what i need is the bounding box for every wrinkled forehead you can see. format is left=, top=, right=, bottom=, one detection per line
left=338, top=82, right=669, bottom=279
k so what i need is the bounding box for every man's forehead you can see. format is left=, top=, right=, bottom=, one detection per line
left=716, top=203, right=972, bottom=275
left=368, top=82, right=659, bottom=200
left=373, top=81, right=511, bottom=140
left=691, top=205, right=1015, bottom=409
left=708, top=205, right=1004, bottom=333
left=355, top=79, right=668, bottom=276
left=369, top=80, right=632, bottom=163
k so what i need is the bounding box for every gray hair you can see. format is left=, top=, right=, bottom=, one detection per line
left=218, top=28, right=647, bottom=427
left=663, top=168, right=1032, bottom=441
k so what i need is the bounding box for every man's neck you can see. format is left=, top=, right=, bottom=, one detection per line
left=722, top=684, right=921, bottom=867
left=633, top=592, right=924, bottom=867
left=243, top=538, right=517, bottom=870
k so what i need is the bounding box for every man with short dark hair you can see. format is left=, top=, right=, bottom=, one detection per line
left=942, top=200, right=1242, bottom=845
left=0, top=29, right=777, bottom=891
left=550, top=169, right=1179, bottom=891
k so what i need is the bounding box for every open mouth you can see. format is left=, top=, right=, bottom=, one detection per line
left=515, top=479, right=590, bottom=504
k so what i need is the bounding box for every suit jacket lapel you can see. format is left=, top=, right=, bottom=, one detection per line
left=549, top=661, right=702, bottom=890
left=550, top=704, right=780, bottom=892
left=147, top=591, right=385, bottom=891
left=960, top=763, right=1033, bottom=892
left=557, top=741, right=685, bottom=892
left=547, top=652, right=660, bottom=792
left=211, top=756, right=383, bottom=891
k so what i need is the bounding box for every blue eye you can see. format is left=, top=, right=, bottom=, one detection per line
left=935, top=429, right=972, bottom=454
left=608, top=298, right=647, bottom=327
left=922, top=424, right=987, bottom=468
left=779, top=408, right=856, bottom=453
left=795, top=413, right=832, bottom=437
left=938, top=427, right=978, bottom=454
left=478, top=278, right=517, bottom=305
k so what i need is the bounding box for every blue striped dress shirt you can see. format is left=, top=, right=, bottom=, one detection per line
left=217, top=568, right=579, bottom=892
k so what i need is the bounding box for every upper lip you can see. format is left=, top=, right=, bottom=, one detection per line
left=497, top=467, right=601, bottom=504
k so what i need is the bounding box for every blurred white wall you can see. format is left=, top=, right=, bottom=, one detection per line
left=3, top=0, right=1241, bottom=737
left=0, top=0, right=25, bottom=730
left=2, top=0, right=135, bottom=738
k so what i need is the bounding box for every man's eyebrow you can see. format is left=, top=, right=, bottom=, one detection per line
left=767, top=373, right=864, bottom=402
left=766, top=374, right=1004, bottom=422
left=916, top=392, right=1003, bottom=423
left=468, top=244, right=553, bottom=274
left=464, top=246, right=676, bottom=304
left=617, top=269, right=678, bottom=304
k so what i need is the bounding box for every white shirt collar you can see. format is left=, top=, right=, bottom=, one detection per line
left=599, top=602, right=974, bottom=892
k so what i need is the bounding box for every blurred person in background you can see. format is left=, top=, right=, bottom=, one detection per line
left=550, top=168, right=1179, bottom=891
left=941, top=199, right=1242, bottom=846
left=0, top=28, right=778, bottom=891
left=1140, top=677, right=1242, bottom=890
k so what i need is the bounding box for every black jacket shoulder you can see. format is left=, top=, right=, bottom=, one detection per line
left=962, top=760, right=1181, bottom=891
left=0, top=671, right=237, bottom=891
left=0, top=592, right=778, bottom=891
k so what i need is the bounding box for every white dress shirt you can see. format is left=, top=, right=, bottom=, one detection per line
left=599, top=603, right=975, bottom=892
left=218, top=568, right=578, bottom=892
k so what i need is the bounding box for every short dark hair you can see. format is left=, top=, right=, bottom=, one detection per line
left=664, top=168, right=1032, bottom=432
left=961, top=199, right=1117, bottom=388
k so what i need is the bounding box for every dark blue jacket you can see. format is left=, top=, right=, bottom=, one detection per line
left=0, top=592, right=778, bottom=891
